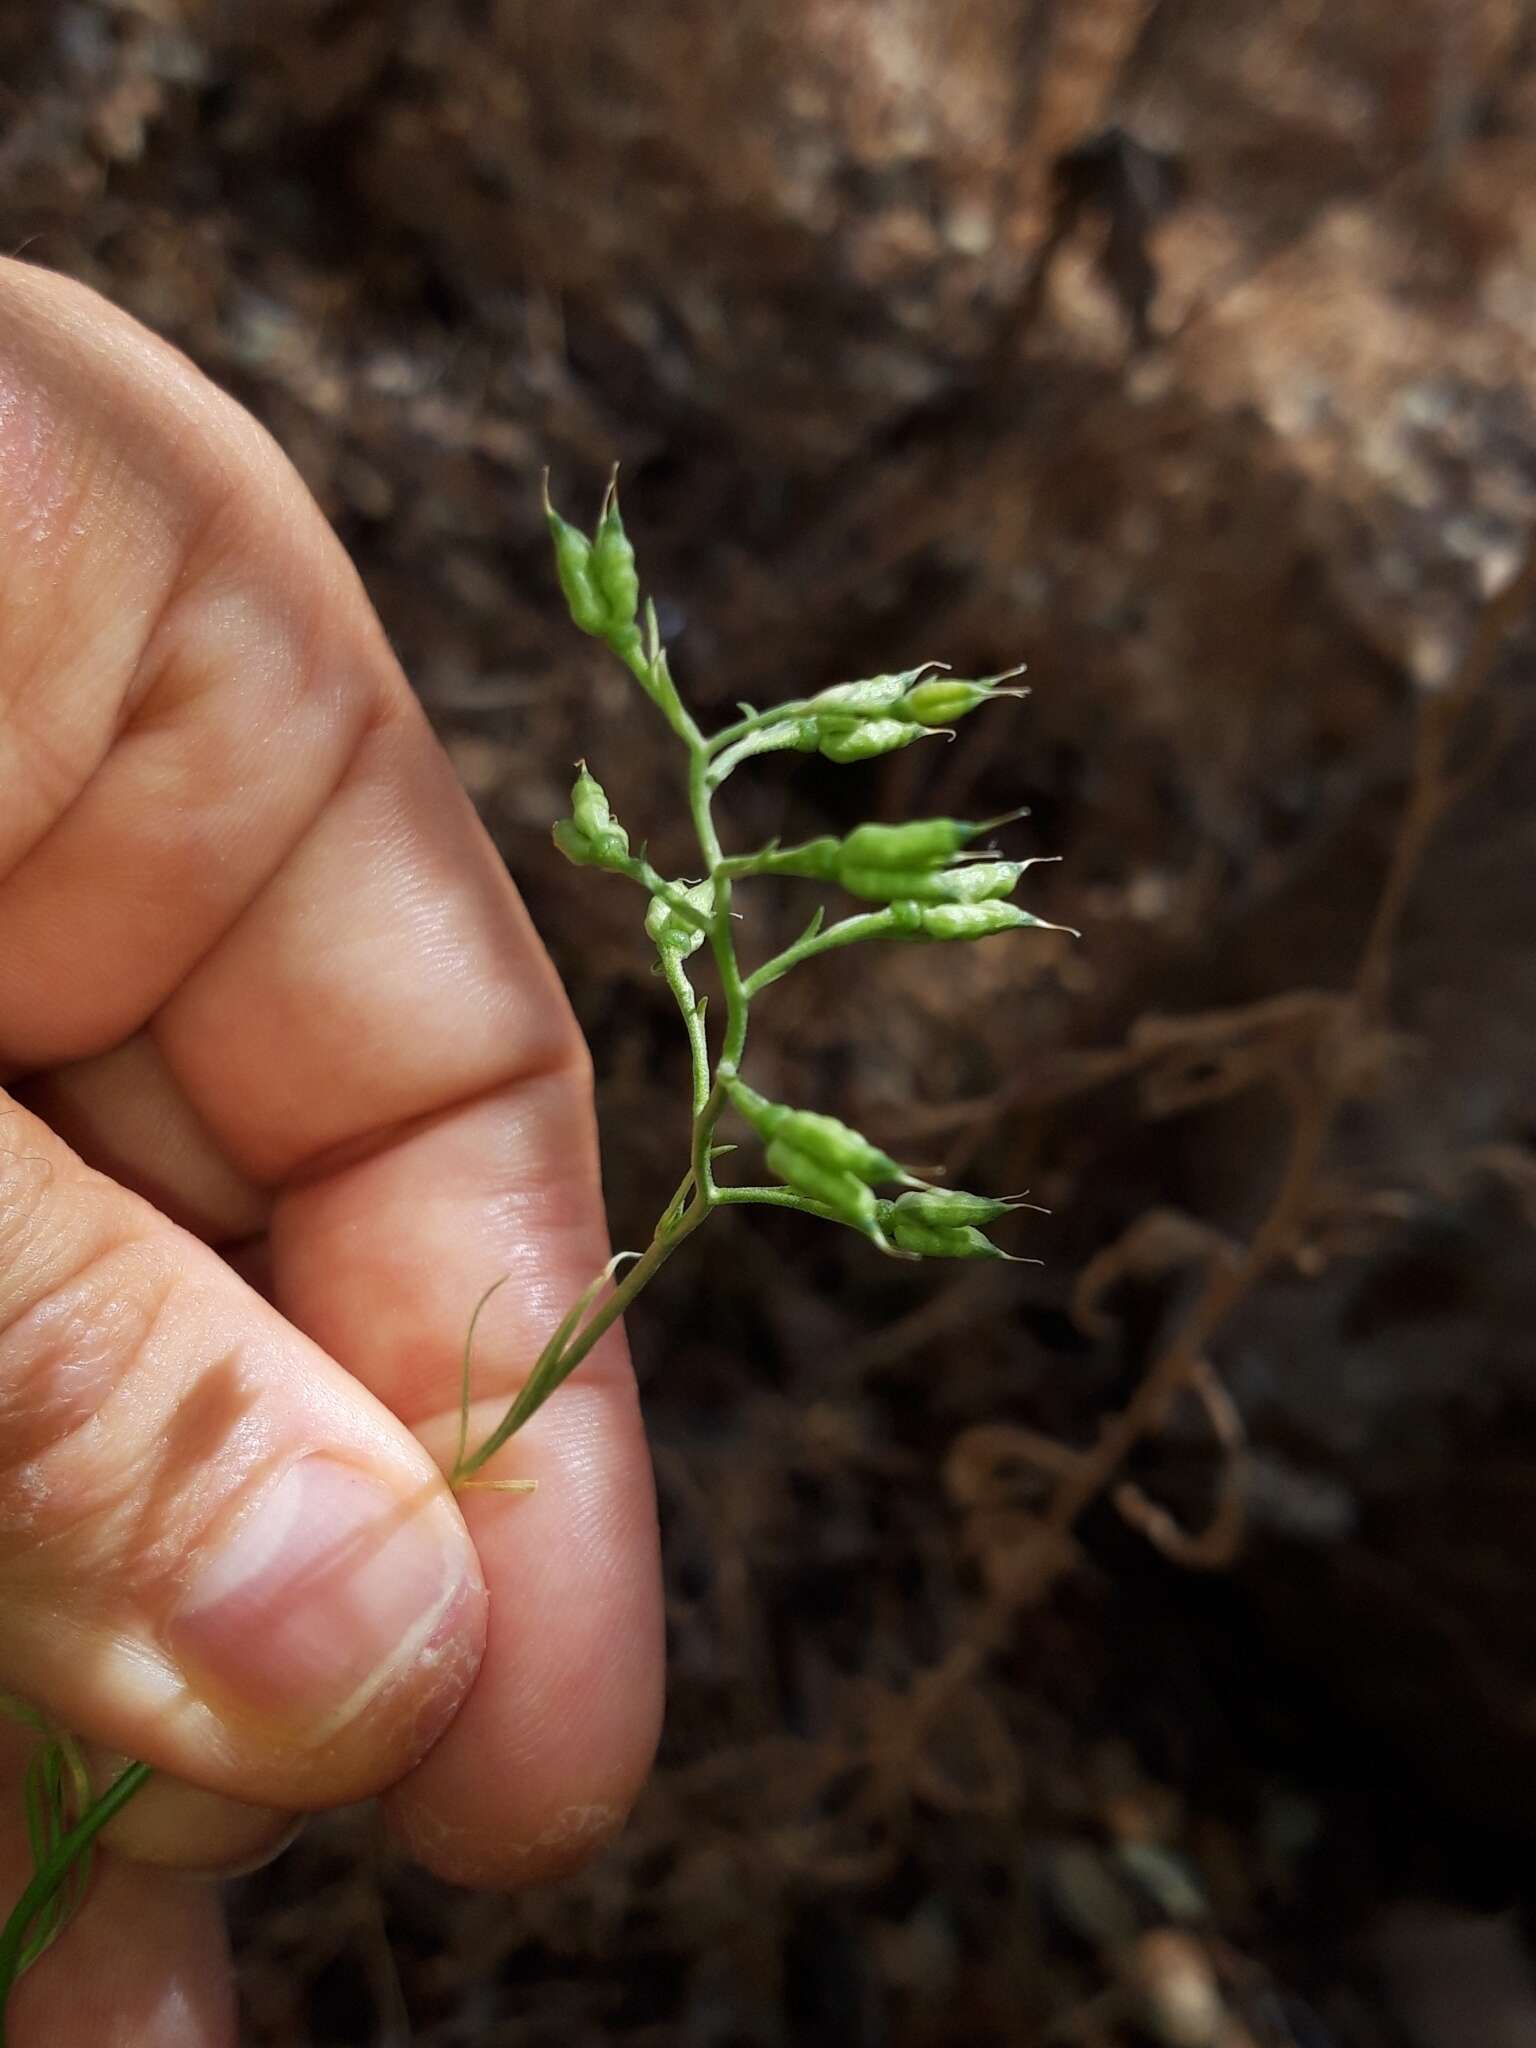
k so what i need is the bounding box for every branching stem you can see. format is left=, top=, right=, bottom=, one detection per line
left=704, top=698, right=816, bottom=759
left=660, top=951, right=711, bottom=1119
left=745, top=909, right=899, bottom=996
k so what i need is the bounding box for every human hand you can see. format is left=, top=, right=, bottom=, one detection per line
left=0, top=259, right=663, bottom=2043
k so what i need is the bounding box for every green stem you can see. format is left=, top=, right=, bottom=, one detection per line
left=690, top=1077, right=728, bottom=1202
left=0, top=1761, right=152, bottom=2039
left=617, top=639, right=703, bottom=751
left=458, top=639, right=758, bottom=1491
left=606, top=854, right=713, bottom=934
left=712, top=1184, right=903, bottom=1246
left=686, top=746, right=750, bottom=1075
left=711, top=1185, right=839, bottom=1220
left=453, top=1174, right=708, bottom=1483
left=744, top=908, right=901, bottom=997
left=714, top=836, right=836, bottom=883
left=660, top=952, right=710, bottom=1120
left=707, top=724, right=811, bottom=784
left=705, top=698, right=816, bottom=759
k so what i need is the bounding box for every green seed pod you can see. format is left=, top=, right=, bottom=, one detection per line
left=774, top=1109, right=908, bottom=1187
left=592, top=490, right=641, bottom=641
left=818, top=718, right=926, bottom=764
left=545, top=503, right=608, bottom=638
left=892, top=1188, right=1021, bottom=1228
left=834, top=859, right=1026, bottom=906
left=915, top=901, right=1070, bottom=941
left=570, top=764, right=629, bottom=859
left=886, top=1213, right=1013, bottom=1260
left=931, top=860, right=1026, bottom=904
left=834, top=864, right=945, bottom=904
left=897, top=668, right=1029, bottom=728
left=729, top=1083, right=911, bottom=1188
left=764, top=1138, right=888, bottom=1243
left=839, top=818, right=979, bottom=869
left=898, top=680, right=988, bottom=726
left=645, top=879, right=713, bottom=958
left=571, top=763, right=612, bottom=840
left=809, top=667, right=936, bottom=720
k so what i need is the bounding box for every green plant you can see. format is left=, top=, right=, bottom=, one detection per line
left=0, top=476, right=1067, bottom=2030
left=449, top=473, right=1067, bottom=1481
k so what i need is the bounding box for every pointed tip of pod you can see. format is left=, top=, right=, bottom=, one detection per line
left=1011, top=909, right=1081, bottom=939
left=969, top=803, right=1034, bottom=840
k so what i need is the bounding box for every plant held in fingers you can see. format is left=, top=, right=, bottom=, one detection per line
left=0, top=474, right=1071, bottom=2025
left=450, top=474, right=1070, bottom=1484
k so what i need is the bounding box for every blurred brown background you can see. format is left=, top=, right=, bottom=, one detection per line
left=6, top=1, right=1536, bottom=2042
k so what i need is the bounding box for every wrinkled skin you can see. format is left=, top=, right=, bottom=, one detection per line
left=0, top=259, right=664, bottom=2045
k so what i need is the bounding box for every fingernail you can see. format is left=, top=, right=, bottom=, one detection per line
left=169, top=1456, right=471, bottom=1736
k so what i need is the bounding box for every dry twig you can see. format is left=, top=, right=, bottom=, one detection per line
left=1036, top=540, right=1536, bottom=1566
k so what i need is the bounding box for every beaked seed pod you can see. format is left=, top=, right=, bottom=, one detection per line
left=573, top=770, right=626, bottom=856
left=729, top=1083, right=911, bottom=1188
left=892, top=1188, right=1023, bottom=1228
left=545, top=503, right=608, bottom=638
left=897, top=669, right=1029, bottom=728
left=570, top=764, right=630, bottom=860
left=764, top=1139, right=889, bottom=1245
left=818, top=718, right=926, bottom=764
left=592, top=491, right=641, bottom=641
left=838, top=818, right=979, bottom=869
left=929, top=860, right=1027, bottom=904
left=834, top=859, right=1026, bottom=906
left=808, top=667, right=936, bottom=720
left=916, top=901, right=1068, bottom=940
left=774, top=1108, right=908, bottom=1187
left=885, top=1214, right=1014, bottom=1260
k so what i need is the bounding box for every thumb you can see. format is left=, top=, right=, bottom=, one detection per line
left=0, top=1091, right=486, bottom=1809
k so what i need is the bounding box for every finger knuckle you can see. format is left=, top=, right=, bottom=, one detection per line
left=0, top=1225, right=172, bottom=1524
